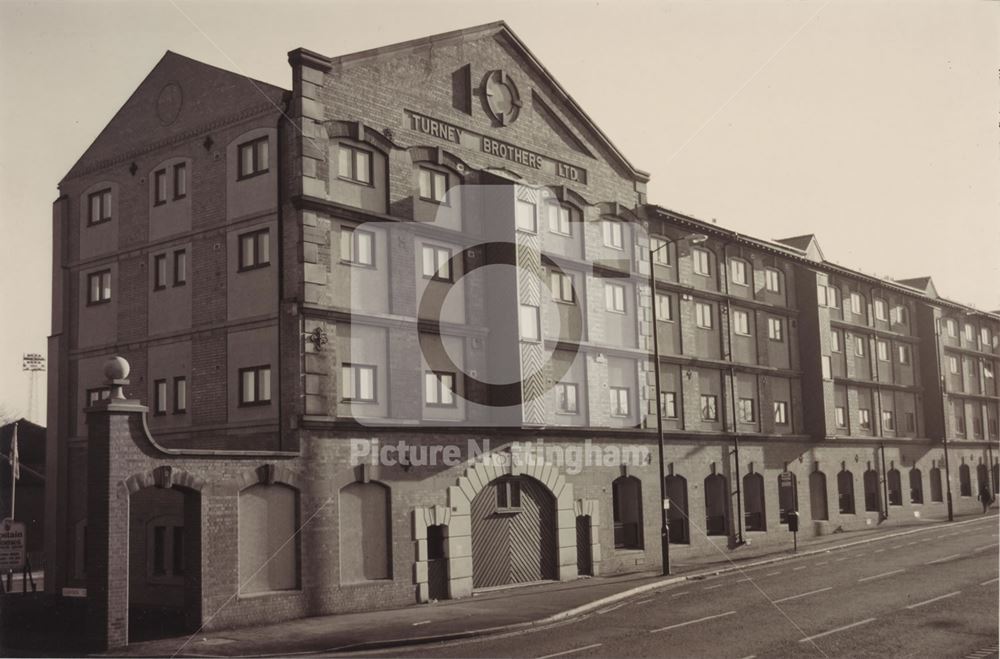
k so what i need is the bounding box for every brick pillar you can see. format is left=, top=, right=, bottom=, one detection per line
left=85, top=359, right=146, bottom=650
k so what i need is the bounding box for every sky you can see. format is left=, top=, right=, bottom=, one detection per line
left=1, top=0, right=997, bottom=425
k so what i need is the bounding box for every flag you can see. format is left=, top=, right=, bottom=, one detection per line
left=11, top=422, right=19, bottom=480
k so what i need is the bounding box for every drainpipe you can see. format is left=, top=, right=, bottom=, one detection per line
left=879, top=442, right=889, bottom=520
left=722, top=240, right=744, bottom=545
left=933, top=316, right=955, bottom=522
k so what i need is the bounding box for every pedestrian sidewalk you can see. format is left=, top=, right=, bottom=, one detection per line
left=109, top=511, right=998, bottom=658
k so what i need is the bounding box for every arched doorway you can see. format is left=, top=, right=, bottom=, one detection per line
left=837, top=470, right=855, bottom=514
left=810, top=470, right=828, bottom=521
left=704, top=474, right=729, bottom=536
left=887, top=468, right=902, bottom=506
left=743, top=472, right=766, bottom=532
left=128, top=484, right=201, bottom=642
left=665, top=475, right=689, bottom=544
left=863, top=468, right=880, bottom=512
left=976, top=463, right=989, bottom=495
left=471, top=475, right=556, bottom=588
left=959, top=464, right=972, bottom=497
left=427, top=524, right=449, bottom=600
left=909, top=468, right=923, bottom=504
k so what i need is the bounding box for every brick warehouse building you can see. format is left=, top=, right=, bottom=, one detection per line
left=43, top=22, right=999, bottom=648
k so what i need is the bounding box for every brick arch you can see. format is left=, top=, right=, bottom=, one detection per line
left=412, top=458, right=578, bottom=602
left=235, top=463, right=303, bottom=492
left=117, top=465, right=206, bottom=499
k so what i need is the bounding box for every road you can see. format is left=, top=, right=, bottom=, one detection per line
left=364, top=516, right=999, bottom=658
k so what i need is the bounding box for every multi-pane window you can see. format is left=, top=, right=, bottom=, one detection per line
left=701, top=394, right=718, bottom=421
left=739, top=398, right=755, bottom=423
left=905, top=412, right=916, bottom=432
left=154, top=254, right=168, bottom=290
left=609, top=387, right=630, bottom=417
left=817, top=283, right=828, bottom=306
left=765, top=268, right=781, bottom=293
left=425, top=371, right=456, bottom=406
left=973, top=416, right=984, bottom=438
left=982, top=327, right=992, bottom=347
left=173, top=376, right=187, bottom=414
left=827, top=286, right=840, bottom=309
left=154, top=169, right=168, bottom=205
left=515, top=200, right=537, bottom=232
left=877, top=340, right=889, bottom=361
left=897, top=344, right=910, bottom=365
left=154, top=379, right=168, bottom=415
left=496, top=478, right=522, bottom=511
left=550, top=271, right=575, bottom=303
left=650, top=237, right=670, bottom=265
left=337, top=144, right=371, bottom=184
left=340, top=227, right=375, bottom=266
left=555, top=383, right=578, bottom=414
left=767, top=317, right=784, bottom=341
left=174, top=250, right=187, bottom=286
left=418, top=168, right=448, bottom=203
left=87, top=270, right=111, bottom=304
left=882, top=411, right=895, bottom=431
left=855, top=336, right=866, bottom=356
left=548, top=204, right=572, bottom=235
left=421, top=244, right=452, bottom=281
left=835, top=406, right=847, bottom=428
left=948, top=355, right=959, bottom=374
left=342, top=364, right=376, bottom=402
left=822, top=356, right=832, bottom=379
left=88, top=188, right=112, bottom=226
left=831, top=329, right=842, bottom=352
left=955, top=411, right=966, bottom=436
left=730, top=259, right=748, bottom=286
left=733, top=309, right=751, bottom=335
left=238, top=229, right=270, bottom=271
left=695, top=302, right=713, bottom=329
left=239, top=365, right=272, bottom=406
left=174, top=163, right=187, bottom=199
left=605, top=282, right=626, bottom=313
left=892, top=305, right=908, bottom=325
left=858, top=409, right=871, bottom=429
left=661, top=391, right=678, bottom=419
left=874, top=299, right=888, bottom=321
left=946, top=319, right=958, bottom=337
left=692, top=248, right=711, bottom=276
left=964, top=323, right=975, bottom=342
left=774, top=401, right=789, bottom=425
left=655, top=293, right=673, bottom=321
left=850, top=292, right=862, bottom=315
left=519, top=304, right=540, bottom=341
left=602, top=220, right=623, bottom=249
left=238, top=137, right=269, bottom=179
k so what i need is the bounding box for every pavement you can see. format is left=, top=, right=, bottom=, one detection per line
left=106, top=510, right=999, bottom=658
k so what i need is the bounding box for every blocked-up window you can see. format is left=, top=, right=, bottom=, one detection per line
left=339, top=481, right=390, bottom=582
left=612, top=476, right=643, bottom=549
left=238, top=484, right=299, bottom=593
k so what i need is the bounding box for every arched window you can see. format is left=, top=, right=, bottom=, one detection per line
left=664, top=475, right=689, bottom=544
left=863, top=469, right=880, bottom=512
left=993, top=463, right=999, bottom=495
left=977, top=464, right=990, bottom=494
left=704, top=474, right=729, bottom=536
left=837, top=470, right=855, bottom=514
left=612, top=476, right=644, bottom=549
left=909, top=468, right=923, bottom=504
left=887, top=468, right=902, bottom=506
left=810, top=471, right=829, bottom=521
left=238, top=483, right=299, bottom=594
left=959, top=464, right=972, bottom=497
left=744, top=473, right=767, bottom=532
left=340, top=481, right=392, bottom=582
left=929, top=467, right=943, bottom=502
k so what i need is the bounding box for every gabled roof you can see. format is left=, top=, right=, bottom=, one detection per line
left=775, top=234, right=825, bottom=262
left=895, top=276, right=939, bottom=298
left=319, top=21, right=649, bottom=183
left=62, top=51, right=287, bottom=183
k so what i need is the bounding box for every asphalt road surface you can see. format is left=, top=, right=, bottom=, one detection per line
left=366, top=517, right=999, bottom=658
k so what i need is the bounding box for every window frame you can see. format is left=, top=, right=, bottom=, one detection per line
left=547, top=203, right=573, bottom=236
left=858, top=408, right=871, bottom=429
left=173, top=162, right=187, bottom=200
left=854, top=335, right=866, bottom=357
left=650, top=237, right=671, bottom=266
left=238, top=228, right=271, bottom=272
left=173, top=249, right=187, bottom=286
left=555, top=382, right=579, bottom=415
left=877, top=340, right=889, bottom=362
left=655, top=293, right=674, bottom=322
left=238, top=365, right=272, bottom=407
left=519, top=304, right=541, bottom=342
left=609, top=386, right=630, bottom=417
left=425, top=370, right=457, bottom=408
left=874, top=299, right=888, bottom=321
left=153, top=379, right=168, bottom=416
left=515, top=199, right=537, bottom=233
left=340, top=226, right=375, bottom=267
left=153, top=254, right=168, bottom=291
left=733, top=309, right=751, bottom=336
left=153, top=168, right=168, bottom=206
left=692, top=248, right=711, bottom=277
left=341, top=363, right=377, bottom=403
left=602, top=219, right=624, bottom=250
left=173, top=376, right=187, bottom=414
left=897, top=344, right=910, bottom=365
left=700, top=394, right=718, bottom=421
left=774, top=400, right=789, bottom=425
left=661, top=391, right=678, bottom=419
left=237, top=136, right=270, bottom=180
left=695, top=302, right=713, bottom=329
left=604, top=281, right=626, bottom=314
left=738, top=397, right=756, bottom=423
left=765, top=268, right=782, bottom=293
left=730, top=259, right=749, bottom=286
left=550, top=271, right=575, bottom=304
left=850, top=292, right=863, bottom=315
left=86, top=269, right=112, bottom=305
left=418, top=167, right=449, bottom=204
left=421, top=244, right=453, bottom=282
left=882, top=410, right=895, bottom=431
left=767, top=317, right=784, bottom=342
left=87, top=188, right=112, bottom=226
left=835, top=406, right=847, bottom=428
left=831, top=329, right=842, bottom=353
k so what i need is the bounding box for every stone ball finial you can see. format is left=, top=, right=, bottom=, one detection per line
left=104, top=355, right=130, bottom=382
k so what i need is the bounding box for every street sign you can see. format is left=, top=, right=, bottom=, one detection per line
left=22, top=353, right=46, bottom=371
left=0, top=519, right=26, bottom=571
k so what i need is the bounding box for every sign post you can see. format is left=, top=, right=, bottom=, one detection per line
left=1, top=518, right=26, bottom=593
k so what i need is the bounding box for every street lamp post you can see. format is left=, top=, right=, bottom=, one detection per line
left=649, top=242, right=671, bottom=575
left=933, top=317, right=955, bottom=522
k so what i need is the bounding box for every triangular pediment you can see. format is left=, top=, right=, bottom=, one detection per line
left=775, top=234, right=825, bottom=262
left=63, top=51, right=287, bottom=182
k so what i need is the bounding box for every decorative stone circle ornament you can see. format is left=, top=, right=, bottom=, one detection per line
left=482, top=70, right=521, bottom=126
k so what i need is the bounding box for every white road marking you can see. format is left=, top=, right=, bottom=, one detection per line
left=773, top=586, right=833, bottom=604
left=412, top=620, right=431, bottom=626
left=670, top=591, right=690, bottom=598
left=873, top=548, right=885, bottom=553
left=906, top=591, right=961, bottom=609
left=973, top=543, right=999, bottom=552
left=766, top=571, right=782, bottom=576
left=925, top=553, right=962, bottom=565
left=891, top=544, right=903, bottom=549
left=635, top=598, right=654, bottom=605
left=798, top=618, right=877, bottom=643
left=737, top=655, right=757, bottom=659
left=980, top=577, right=999, bottom=586
left=651, top=610, right=736, bottom=633
left=792, top=566, right=807, bottom=571
left=597, top=601, right=628, bottom=614
left=736, top=577, right=753, bottom=583
left=858, top=569, right=905, bottom=583
left=538, top=643, right=603, bottom=658
left=834, top=557, right=849, bottom=562
left=815, top=561, right=829, bottom=566
left=704, top=583, right=725, bottom=590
